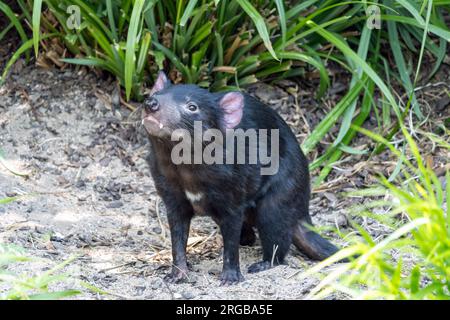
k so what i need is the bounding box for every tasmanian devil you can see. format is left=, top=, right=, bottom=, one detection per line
left=142, top=71, right=339, bottom=285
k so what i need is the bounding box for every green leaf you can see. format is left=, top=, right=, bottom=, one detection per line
left=380, top=14, right=450, bottom=41
left=274, top=0, right=286, bottom=49
left=260, top=51, right=329, bottom=97
left=338, top=144, right=368, bottom=155
left=180, top=0, right=199, bottom=27
left=188, top=21, right=213, bottom=51
left=312, top=77, right=374, bottom=185
left=0, top=148, right=29, bottom=177
left=125, top=0, right=146, bottom=100
left=386, top=3, right=421, bottom=118
left=61, top=57, right=121, bottom=76
left=136, top=30, right=152, bottom=76
left=302, top=77, right=366, bottom=155
left=307, top=21, right=401, bottom=117
left=236, top=0, right=278, bottom=60
left=0, top=34, right=53, bottom=83
left=0, top=196, right=19, bottom=205
left=106, top=0, right=119, bottom=42
left=413, top=0, right=433, bottom=84
left=332, top=24, right=372, bottom=147
left=0, top=1, right=29, bottom=45
left=446, top=170, right=450, bottom=235
left=32, top=0, right=43, bottom=57
left=153, top=42, right=192, bottom=82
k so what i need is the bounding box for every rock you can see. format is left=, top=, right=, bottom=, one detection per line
left=335, top=214, right=348, bottom=227
left=100, top=157, right=111, bottom=167
left=173, top=293, right=182, bottom=299
left=50, top=232, right=65, bottom=242
left=75, top=180, right=86, bottom=188
left=323, top=192, right=338, bottom=205
left=151, top=280, right=163, bottom=290
left=264, top=288, right=276, bottom=296
left=57, top=176, right=69, bottom=185
left=152, top=226, right=162, bottom=234
left=106, top=200, right=123, bottom=209
left=208, top=268, right=221, bottom=276
left=77, top=194, right=89, bottom=202
left=181, top=291, right=195, bottom=299
left=135, top=286, right=146, bottom=295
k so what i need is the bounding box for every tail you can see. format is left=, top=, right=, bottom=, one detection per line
left=292, top=218, right=339, bottom=261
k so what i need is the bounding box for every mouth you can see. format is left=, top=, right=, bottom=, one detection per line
left=142, top=114, right=164, bottom=129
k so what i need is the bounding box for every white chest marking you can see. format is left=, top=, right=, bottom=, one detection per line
left=185, top=191, right=203, bottom=203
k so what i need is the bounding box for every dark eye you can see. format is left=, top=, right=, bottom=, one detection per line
left=187, top=102, right=198, bottom=112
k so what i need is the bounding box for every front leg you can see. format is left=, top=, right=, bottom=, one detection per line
left=147, top=148, right=194, bottom=283
left=164, top=198, right=193, bottom=283
left=217, top=213, right=245, bottom=285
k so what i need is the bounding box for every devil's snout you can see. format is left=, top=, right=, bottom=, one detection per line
left=144, top=96, right=159, bottom=113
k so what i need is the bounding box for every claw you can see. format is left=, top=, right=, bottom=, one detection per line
left=219, top=269, right=244, bottom=286
left=164, top=268, right=189, bottom=284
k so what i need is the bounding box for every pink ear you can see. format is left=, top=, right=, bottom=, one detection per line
left=220, top=92, right=244, bottom=129
left=150, top=71, right=170, bottom=95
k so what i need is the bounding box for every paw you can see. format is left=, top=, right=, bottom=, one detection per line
left=164, top=268, right=189, bottom=284
left=247, top=261, right=272, bottom=273
left=220, top=269, right=244, bottom=286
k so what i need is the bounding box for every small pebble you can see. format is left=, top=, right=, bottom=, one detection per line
left=151, top=280, right=163, bottom=290
left=106, top=201, right=123, bottom=209
left=173, top=293, right=182, bottom=299
left=181, top=291, right=195, bottom=299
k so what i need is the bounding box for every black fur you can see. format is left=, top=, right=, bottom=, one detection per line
left=143, top=77, right=339, bottom=285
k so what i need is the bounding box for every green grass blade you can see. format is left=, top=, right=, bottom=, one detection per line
left=0, top=1, right=28, bottom=44
left=307, top=20, right=400, bottom=117
left=188, top=21, right=213, bottom=51
left=180, top=0, right=198, bottom=27
left=106, top=0, right=119, bottom=42
left=274, top=0, right=286, bottom=50
left=260, top=51, right=329, bottom=97
left=153, top=42, right=192, bottom=82
left=136, top=30, right=152, bottom=77
left=413, top=0, right=433, bottom=84
left=1, top=35, right=53, bottom=83
left=71, top=0, right=114, bottom=40
left=32, top=0, right=43, bottom=57
left=0, top=150, right=29, bottom=177
left=285, top=0, right=318, bottom=20
left=333, top=23, right=372, bottom=147
left=16, top=0, right=32, bottom=22
left=446, top=170, right=450, bottom=235
left=395, top=0, right=425, bottom=24
left=386, top=16, right=421, bottom=118
left=0, top=196, right=19, bottom=205
left=302, top=77, right=366, bottom=154
left=125, top=0, right=146, bottom=100
left=312, top=80, right=375, bottom=185
left=236, top=0, right=278, bottom=60
left=60, top=58, right=121, bottom=76
left=380, top=15, right=450, bottom=40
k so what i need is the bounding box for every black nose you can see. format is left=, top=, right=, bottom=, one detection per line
left=144, top=97, right=159, bottom=112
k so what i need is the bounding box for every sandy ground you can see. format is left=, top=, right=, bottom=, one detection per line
left=0, top=66, right=352, bottom=300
